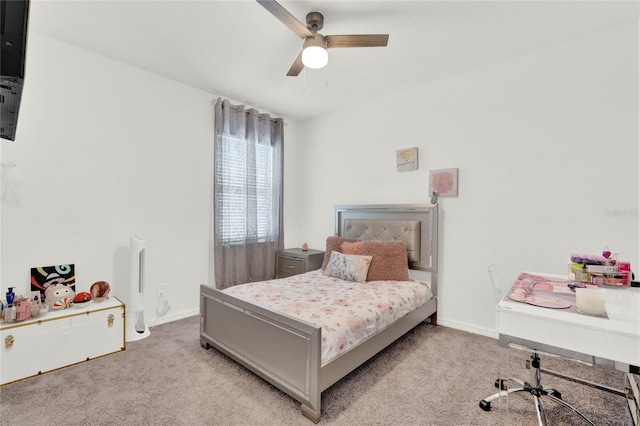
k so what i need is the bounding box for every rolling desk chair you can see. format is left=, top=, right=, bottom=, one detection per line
left=479, top=265, right=596, bottom=426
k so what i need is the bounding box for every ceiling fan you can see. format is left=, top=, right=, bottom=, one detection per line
left=257, top=0, right=389, bottom=76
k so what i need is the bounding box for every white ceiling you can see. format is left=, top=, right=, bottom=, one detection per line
left=29, top=0, right=638, bottom=123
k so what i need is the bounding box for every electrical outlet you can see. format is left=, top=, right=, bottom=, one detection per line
left=157, top=284, right=166, bottom=299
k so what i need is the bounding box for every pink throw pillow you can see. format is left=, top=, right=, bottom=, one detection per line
left=362, top=241, right=410, bottom=281
left=341, top=241, right=364, bottom=255
left=321, top=236, right=359, bottom=270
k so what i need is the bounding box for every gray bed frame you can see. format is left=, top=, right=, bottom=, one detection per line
left=200, top=204, right=438, bottom=422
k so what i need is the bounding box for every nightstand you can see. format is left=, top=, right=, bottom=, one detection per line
left=276, top=248, right=325, bottom=279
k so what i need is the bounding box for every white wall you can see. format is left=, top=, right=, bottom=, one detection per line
left=1, top=33, right=214, bottom=325
left=285, top=24, right=638, bottom=337
left=2, top=23, right=637, bottom=339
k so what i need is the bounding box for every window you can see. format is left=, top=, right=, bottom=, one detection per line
left=217, top=135, right=274, bottom=244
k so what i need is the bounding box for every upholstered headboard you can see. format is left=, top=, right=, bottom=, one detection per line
left=334, top=204, right=438, bottom=273
left=342, top=219, right=421, bottom=264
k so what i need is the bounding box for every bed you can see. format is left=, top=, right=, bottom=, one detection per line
left=200, top=203, right=438, bottom=422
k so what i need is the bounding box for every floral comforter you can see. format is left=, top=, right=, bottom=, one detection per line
left=223, top=270, right=433, bottom=366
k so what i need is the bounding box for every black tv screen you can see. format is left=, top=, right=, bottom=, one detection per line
left=1, top=0, right=30, bottom=141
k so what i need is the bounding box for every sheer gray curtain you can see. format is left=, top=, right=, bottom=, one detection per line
left=213, top=98, right=284, bottom=289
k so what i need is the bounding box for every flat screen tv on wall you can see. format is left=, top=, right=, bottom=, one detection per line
left=1, top=0, right=30, bottom=141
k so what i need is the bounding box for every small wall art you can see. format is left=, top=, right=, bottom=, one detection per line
left=31, top=264, right=76, bottom=298
left=429, top=168, right=459, bottom=197
left=396, top=147, right=419, bottom=172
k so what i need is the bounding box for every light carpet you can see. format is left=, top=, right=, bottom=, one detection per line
left=0, top=316, right=634, bottom=425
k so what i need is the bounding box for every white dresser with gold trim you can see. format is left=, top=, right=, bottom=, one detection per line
left=0, top=297, right=125, bottom=385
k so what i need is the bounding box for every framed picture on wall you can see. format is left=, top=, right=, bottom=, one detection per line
left=429, top=168, right=459, bottom=197
left=396, top=147, right=419, bottom=172
left=30, top=264, right=76, bottom=298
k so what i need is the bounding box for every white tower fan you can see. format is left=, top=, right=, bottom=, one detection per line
left=126, top=235, right=150, bottom=341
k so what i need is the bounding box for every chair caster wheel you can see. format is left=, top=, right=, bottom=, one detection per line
left=551, top=390, right=562, bottom=399
left=494, top=378, right=507, bottom=390
left=479, top=400, right=491, bottom=411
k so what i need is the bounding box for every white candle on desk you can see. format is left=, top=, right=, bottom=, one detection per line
left=575, top=288, right=606, bottom=316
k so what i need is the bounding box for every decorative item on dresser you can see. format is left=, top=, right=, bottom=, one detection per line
left=276, top=248, right=325, bottom=279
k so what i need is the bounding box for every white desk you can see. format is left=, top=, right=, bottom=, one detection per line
left=497, top=272, right=640, bottom=424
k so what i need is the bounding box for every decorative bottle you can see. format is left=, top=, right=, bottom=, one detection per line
left=6, top=287, right=15, bottom=306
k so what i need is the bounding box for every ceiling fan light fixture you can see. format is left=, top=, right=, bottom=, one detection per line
left=302, top=35, right=328, bottom=69
left=257, top=2, right=389, bottom=77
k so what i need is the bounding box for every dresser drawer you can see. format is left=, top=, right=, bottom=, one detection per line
left=276, top=248, right=325, bottom=279
left=278, top=257, right=305, bottom=275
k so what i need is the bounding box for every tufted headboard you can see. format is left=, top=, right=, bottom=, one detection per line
left=342, top=219, right=421, bottom=264
left=334, top=204, right=438, bottom=273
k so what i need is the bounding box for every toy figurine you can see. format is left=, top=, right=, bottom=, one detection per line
left=45, top=284, right=75, bottom=310
left=73, top=292, right=93, bottom=308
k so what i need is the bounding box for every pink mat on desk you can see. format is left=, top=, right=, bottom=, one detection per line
left=504, top=273, right=608, bottom=318
left=508, top=292, right=571, bottom=309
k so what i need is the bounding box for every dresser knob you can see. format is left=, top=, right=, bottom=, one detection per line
left=107, top=314, right=114, bottom=327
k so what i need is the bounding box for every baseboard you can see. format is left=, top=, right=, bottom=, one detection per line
left=148, top=308, right=199, bottom=328
left=437, top=317, right=498, bottom=340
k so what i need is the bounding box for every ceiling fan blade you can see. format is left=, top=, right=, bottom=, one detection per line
left=326, top=34, right=389, bottom=49
left=286, top=51, right=304, bottom=76
left=257, top=0, right=313, bottom=39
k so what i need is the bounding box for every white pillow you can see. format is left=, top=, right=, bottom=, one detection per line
left=324, top=251, right=373, bottom=283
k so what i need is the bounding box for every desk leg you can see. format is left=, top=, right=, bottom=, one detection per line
left=627, top=372, right=639, bottom=426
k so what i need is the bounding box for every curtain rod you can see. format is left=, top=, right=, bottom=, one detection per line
left=221, top=102, right=282, bottom=125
